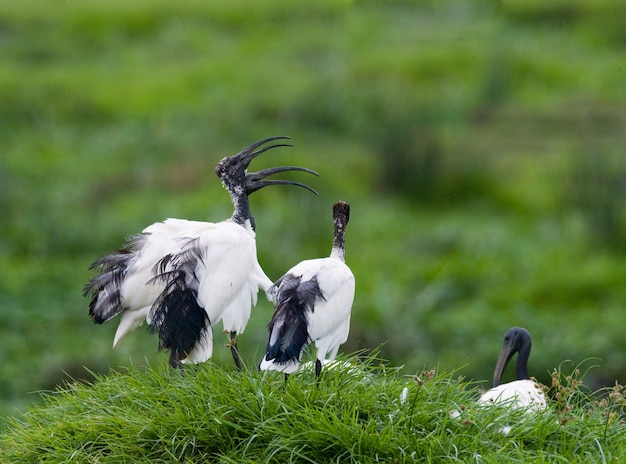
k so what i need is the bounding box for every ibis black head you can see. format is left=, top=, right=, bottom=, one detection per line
left=492, top=326, right=533, bottom=387
left=333, top=201, right=350, bottom=224
left=215, top=136, right=319, bottom=196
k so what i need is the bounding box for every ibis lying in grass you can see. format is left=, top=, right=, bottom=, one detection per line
left=478, top=326, right=546, bottom=411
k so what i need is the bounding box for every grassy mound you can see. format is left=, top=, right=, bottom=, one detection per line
left=1, top=355, right=625, bottom=462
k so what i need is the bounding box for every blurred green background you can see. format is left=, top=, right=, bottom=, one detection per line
left=1, top=0, right=625, bottom=421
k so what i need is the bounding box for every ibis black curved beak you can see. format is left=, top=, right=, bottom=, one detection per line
left=216, top=136, right=292, bottom=181
left=216, top=136, right=318, bottom=195
left=246, top=165, right=319, bottom=195
left=492, top=343, right=516, bottom=387
left=237, top=135, right=293, bottom=167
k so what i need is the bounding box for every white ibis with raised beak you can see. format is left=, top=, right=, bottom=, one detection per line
left=259, top=201, right=355, bottom=378
left=84, top=136, right=318, bottom=368
left=478, top=327, right=546, bottom=410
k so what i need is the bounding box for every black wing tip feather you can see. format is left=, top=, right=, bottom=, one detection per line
left=265, top=303, right=310, bottom=363
left=264, top=274, right=324, bottom=364
left=87, top=234, right=145, bottom=271
left=84, top=267, right=126, bottom=324
left=148, top=238, right=208, bottom=362
left=149, top=272, right=209, bottom=365
left=84, top=236, right=144, bottom=322
left=151, top=254, right=174, bottom=278
left=89, top=301, right=111, bottom=324
left=151, top=238, right=204, bottom=283
left=87, top=297, right=122, bottom=325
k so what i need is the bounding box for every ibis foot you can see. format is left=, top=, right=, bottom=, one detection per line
left=229, top=331, right=243, bottom=371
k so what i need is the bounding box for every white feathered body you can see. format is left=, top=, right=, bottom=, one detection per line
left=89, top=217, right=272, bottom=362
left=303, top=258, right=355, bottom=358
left=478, top=379, right=547, bottom=411
left=260, top=255, right=355, bottom=374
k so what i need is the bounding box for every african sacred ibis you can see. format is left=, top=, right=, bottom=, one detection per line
left=259, top=201, right=355, bottom=378
left=83, top=136, right=318, bottom=368
left=478, top=327, right=546, bottom=411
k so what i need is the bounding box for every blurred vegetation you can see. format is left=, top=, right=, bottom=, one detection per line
left=1, top=0, right=625, bottom=422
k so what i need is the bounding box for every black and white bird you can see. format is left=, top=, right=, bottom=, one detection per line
left=478, top=327, right=546, bottom=411
left=259, top=201, right=355, bottom=378
left=83, top=136, right=318, bottom=368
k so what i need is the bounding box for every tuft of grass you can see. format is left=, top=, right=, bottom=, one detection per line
left=1, top=353, right=626, bottom=462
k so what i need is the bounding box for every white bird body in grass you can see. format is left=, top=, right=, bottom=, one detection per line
left=84, top=136, right=318, bottom=367
left=478, top=379, right=546, bottom=411
left=259, top=201, right=355, bottom=377
left=478, top=327, right=546, bottom=411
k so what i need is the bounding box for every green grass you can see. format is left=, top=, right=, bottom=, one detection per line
left=1, top=0, right=626, bottom=437
left=1, top=354, right=625, bottom=462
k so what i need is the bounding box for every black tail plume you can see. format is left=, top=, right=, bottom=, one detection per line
left=264, top=275, right=323, bottom=364
left=150, top=272, right=209, bottom=367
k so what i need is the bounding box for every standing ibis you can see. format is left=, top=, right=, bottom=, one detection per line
left=83, top=136, right=318, bottom=368
left=478, top=327, right=547, bottom=411
left=259, top=201, right=355, bottom=378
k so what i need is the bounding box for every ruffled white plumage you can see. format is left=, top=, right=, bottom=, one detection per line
left=111, top=219, right=271, bottom=349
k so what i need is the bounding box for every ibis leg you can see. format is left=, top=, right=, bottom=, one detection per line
left=229, top=331, right=242, bottom=371
left=169, top=350, right=186, bottom=370
left=315, top=359, right=322, bottom=378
